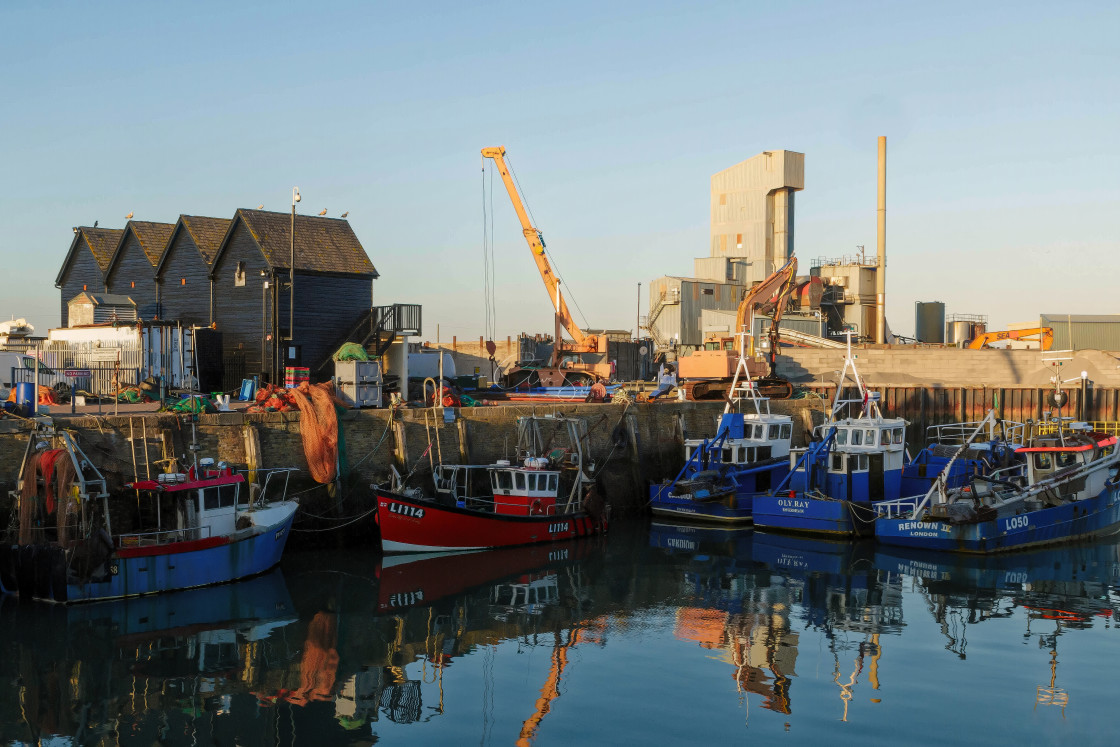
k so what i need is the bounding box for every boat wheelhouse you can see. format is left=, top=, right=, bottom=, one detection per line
left=0, top=426, right=299, bottom=604
left=375, top=415, right=607, bottom=553
left=650, top=378, right=793, bottom=525
left=876, top=418, right=1120, bottom=553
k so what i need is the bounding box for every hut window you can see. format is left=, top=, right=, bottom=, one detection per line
left=736, top=233, right=743, bottom=250
left=235, top=261, right=246, bottom=287
left=131, top=281, right=135, bottom=288
left=82, top=284, right=87, bottom=291
left=702, top=288, right=714, bottom=296
left=719, top=194, right=727, bottom=206
left=181, top=278, right=186, bottom=286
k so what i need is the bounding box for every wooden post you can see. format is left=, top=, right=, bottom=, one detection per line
left=452, top=336, right=457, bottom=352
left=457, top=418, right=470, bottom=463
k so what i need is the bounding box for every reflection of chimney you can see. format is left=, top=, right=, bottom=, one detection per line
left=876, top=136, right=887, bottom=344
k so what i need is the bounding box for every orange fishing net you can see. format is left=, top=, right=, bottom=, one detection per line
left=18, top=449, right=77, bottom=543
left=6, top=385, right=58, bottom=406
left=247, top=382, right=341, bottom=483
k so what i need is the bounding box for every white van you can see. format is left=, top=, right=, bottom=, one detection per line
left=0, top=352, right=70, bottom=399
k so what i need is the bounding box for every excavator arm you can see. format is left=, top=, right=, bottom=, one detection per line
left=966, top=327, right=1054, bottom=350
left=482, top=146, right=606, bottom=354
left=734, top=257, right=798, bottom=356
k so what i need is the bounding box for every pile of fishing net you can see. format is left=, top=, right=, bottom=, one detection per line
left=5, top=385, right=59, bottom=406
left=248, top=381, right=342, bottom=483
left=115, top=386, right=153, bottom=404
left=19, top=448, right=78, bottom=545
left=160, top=395, right=217, bottom=414
left=333, top=343, right=369, bottom=362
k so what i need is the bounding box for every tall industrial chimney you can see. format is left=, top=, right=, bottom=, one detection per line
left=876, top=136, right=887, bottom=345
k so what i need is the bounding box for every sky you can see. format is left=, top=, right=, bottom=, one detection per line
left=1, top=0, right=1117, bottom=341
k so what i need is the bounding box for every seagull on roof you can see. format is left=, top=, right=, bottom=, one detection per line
left=125, top=211, right=134, bottom=220
left=341, top=211, right=348, bottom=218
left=258, top=204, right=264, bottom=209
left=319, top=209, right=327, bottom=216
left=93, top=220, right=98, bottom=228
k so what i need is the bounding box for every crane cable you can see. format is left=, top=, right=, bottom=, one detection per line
left=506, top=156, right=593, bottom=331
left=481, top=160, right=497, bottom=342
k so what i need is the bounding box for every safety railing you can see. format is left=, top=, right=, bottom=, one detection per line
left=118, top=525, right=213, bottom=547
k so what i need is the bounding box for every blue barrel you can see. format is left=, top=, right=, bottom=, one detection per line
left=15, top=381, right=35, bottom=415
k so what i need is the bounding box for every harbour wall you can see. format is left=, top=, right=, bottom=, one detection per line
left=0, top=399, right=828, bottom=543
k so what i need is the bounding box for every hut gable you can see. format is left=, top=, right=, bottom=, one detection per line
left=157, top=215, right=231, bottom=326
left=56, top=227, right=124, bottom=326
left=211, top=209, right=378, bottom=278
left=105, top=221, right=174, bottom=319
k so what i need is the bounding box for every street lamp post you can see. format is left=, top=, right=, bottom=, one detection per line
left=289, top=187, right=300, bottom=375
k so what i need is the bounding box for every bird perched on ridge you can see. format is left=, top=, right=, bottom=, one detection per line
left=319, top=209, right=327, bottom=216
left=258, top=204, right=264, bottom=209
left=93, top=220, right=98, bottom=227
left=341, top=211, right=348, bottom=218
left=125, top=211, right=134, bottom=220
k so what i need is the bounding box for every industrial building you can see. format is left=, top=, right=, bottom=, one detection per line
left=646, top=147, right=886, bottom=353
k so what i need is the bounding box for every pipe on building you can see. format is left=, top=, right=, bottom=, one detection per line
left=876, top=136, right=887, bottom=345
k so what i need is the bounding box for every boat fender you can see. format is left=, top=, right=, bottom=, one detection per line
left=530, top=499, right=543, bottom=515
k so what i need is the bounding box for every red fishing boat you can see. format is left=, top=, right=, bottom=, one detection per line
left=373, top=415, right=608, bottom=553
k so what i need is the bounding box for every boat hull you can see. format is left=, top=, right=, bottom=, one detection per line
left=1, top=502, right=298, bottom=604
left=752, top=494, right=877, bottom=537
left=875, top=485, right=1120, bottom=553
left=375, top=490, right=604, bottom=553
left=648, top=461, right=788, bottom=525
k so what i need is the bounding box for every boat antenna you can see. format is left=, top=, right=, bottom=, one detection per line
left=188, top=327, right=201, bottom=474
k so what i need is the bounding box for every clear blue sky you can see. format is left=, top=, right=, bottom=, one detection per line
left=1, top=1, right=1117, bottom=340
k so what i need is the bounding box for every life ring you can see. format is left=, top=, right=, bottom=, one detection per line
left=530, top=499, right=543, bottom=515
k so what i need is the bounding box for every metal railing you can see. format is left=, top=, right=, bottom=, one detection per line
left=118, top=525, right=213, bottom=547
left=11, top=362, right=140, bottom=397
left=925, top=418, right=1025, bottom=446
left=1034, top=421, right=1120, bottom=436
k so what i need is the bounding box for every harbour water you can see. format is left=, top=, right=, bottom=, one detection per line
left=2, top=522, right=1119, bottom=745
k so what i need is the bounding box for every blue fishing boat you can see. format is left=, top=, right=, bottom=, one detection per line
left=649, top=379, right=792, bottom=525
left=751, top=337, right=909, bottom=537
left=0, top=424, right=299, bottom=604
left=876, top=417, right=1120, bottom=553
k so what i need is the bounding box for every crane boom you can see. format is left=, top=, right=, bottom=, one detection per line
left=482, top=146, right=604, bottom=354
left=966, top=327, right=1054, bottom=350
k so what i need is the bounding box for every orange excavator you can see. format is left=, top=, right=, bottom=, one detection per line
left=482, top=147, right=612, bottom=388
left=966, top=327, right=1054, bottom=350
left=677, top=257, right=799, bottom=400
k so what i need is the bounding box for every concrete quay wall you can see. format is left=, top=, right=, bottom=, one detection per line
left=0, top=399, right=828, bottom=535
left=777, top=347, right=1120, bottom=388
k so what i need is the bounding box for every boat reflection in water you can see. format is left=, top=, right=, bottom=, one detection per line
left=0, top=569, right=297, bottom=745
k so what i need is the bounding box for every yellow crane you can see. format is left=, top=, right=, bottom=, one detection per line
left=482, top=146, right=611, bottom=388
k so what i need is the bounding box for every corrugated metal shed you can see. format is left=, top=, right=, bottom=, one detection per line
left=1041, top=314, right=1120, bottom=351
left=649, top=276, right=742, bottom=348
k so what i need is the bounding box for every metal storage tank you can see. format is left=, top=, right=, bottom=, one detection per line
left=945, top=315, right=986, bottom=345
left=914, top=302, right=945, bottom=343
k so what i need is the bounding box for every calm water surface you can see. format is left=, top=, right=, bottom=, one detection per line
left=3, top=522, right=1119, bottom=745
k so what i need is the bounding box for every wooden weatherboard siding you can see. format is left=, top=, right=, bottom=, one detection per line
left=210, top=221, right=274, bottom=376
left=158, top=220, right=223, bottom=326
left=56, top=228, right=121, bottom=327
left=279, top=273, right=373, bottom=370
left=58, top=242, right=107, bottom=326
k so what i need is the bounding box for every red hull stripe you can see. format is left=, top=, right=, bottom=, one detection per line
left=116, top=535, right=230, bottom=558
left=375, top=489, right=602, bottom=551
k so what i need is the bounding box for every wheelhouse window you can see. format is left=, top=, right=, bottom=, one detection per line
left=850, top=430, right=862, bottom=446
left=494, top=471, right=513, bottom=491
left=769, top=425, right=780, bottom=440
left=835, top=429, right=848, bottom=446
left=548, top=474, right=558, bottom=492
left=831, top=453, right=845, bottom=472
left=893, top=428, right=904, bottom=444
left=880, top=430, right=891, bottom=446
left=514, top=472, right=526, bottom=491
left=865, top=429, right=875, bottom=445
left=780, top=424, right=792, bottom=440
left=1034, top=453, right=1052, bottom=471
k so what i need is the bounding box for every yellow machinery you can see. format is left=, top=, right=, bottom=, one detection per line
left=966, top=327, right=1054, bottom=350
left=677, top=257, right=799, bottom=400
left=482, top=147, right=611, bottom=388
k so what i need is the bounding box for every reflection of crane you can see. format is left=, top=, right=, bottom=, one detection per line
left=967, top=327, right=1053, bottom=350
left=481, top=147, right=611, bottom=389
left=678, top=257, right=799, bottom=400
left=516, top=627, right=583, bottom=746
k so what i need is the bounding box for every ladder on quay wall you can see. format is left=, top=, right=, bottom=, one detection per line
left=128, top=417, right=175, bottom=531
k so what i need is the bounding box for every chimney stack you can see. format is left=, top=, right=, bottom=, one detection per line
left=876, top=136, right=887, bottom=344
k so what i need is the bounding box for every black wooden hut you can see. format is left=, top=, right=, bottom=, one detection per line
left=209, top=209, right=379, bottom=382
left=104, top=221, right=175, bottom=319
left=55, top=227, right=124, bottom=326
left=155, top=215, right=232, bottom=326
